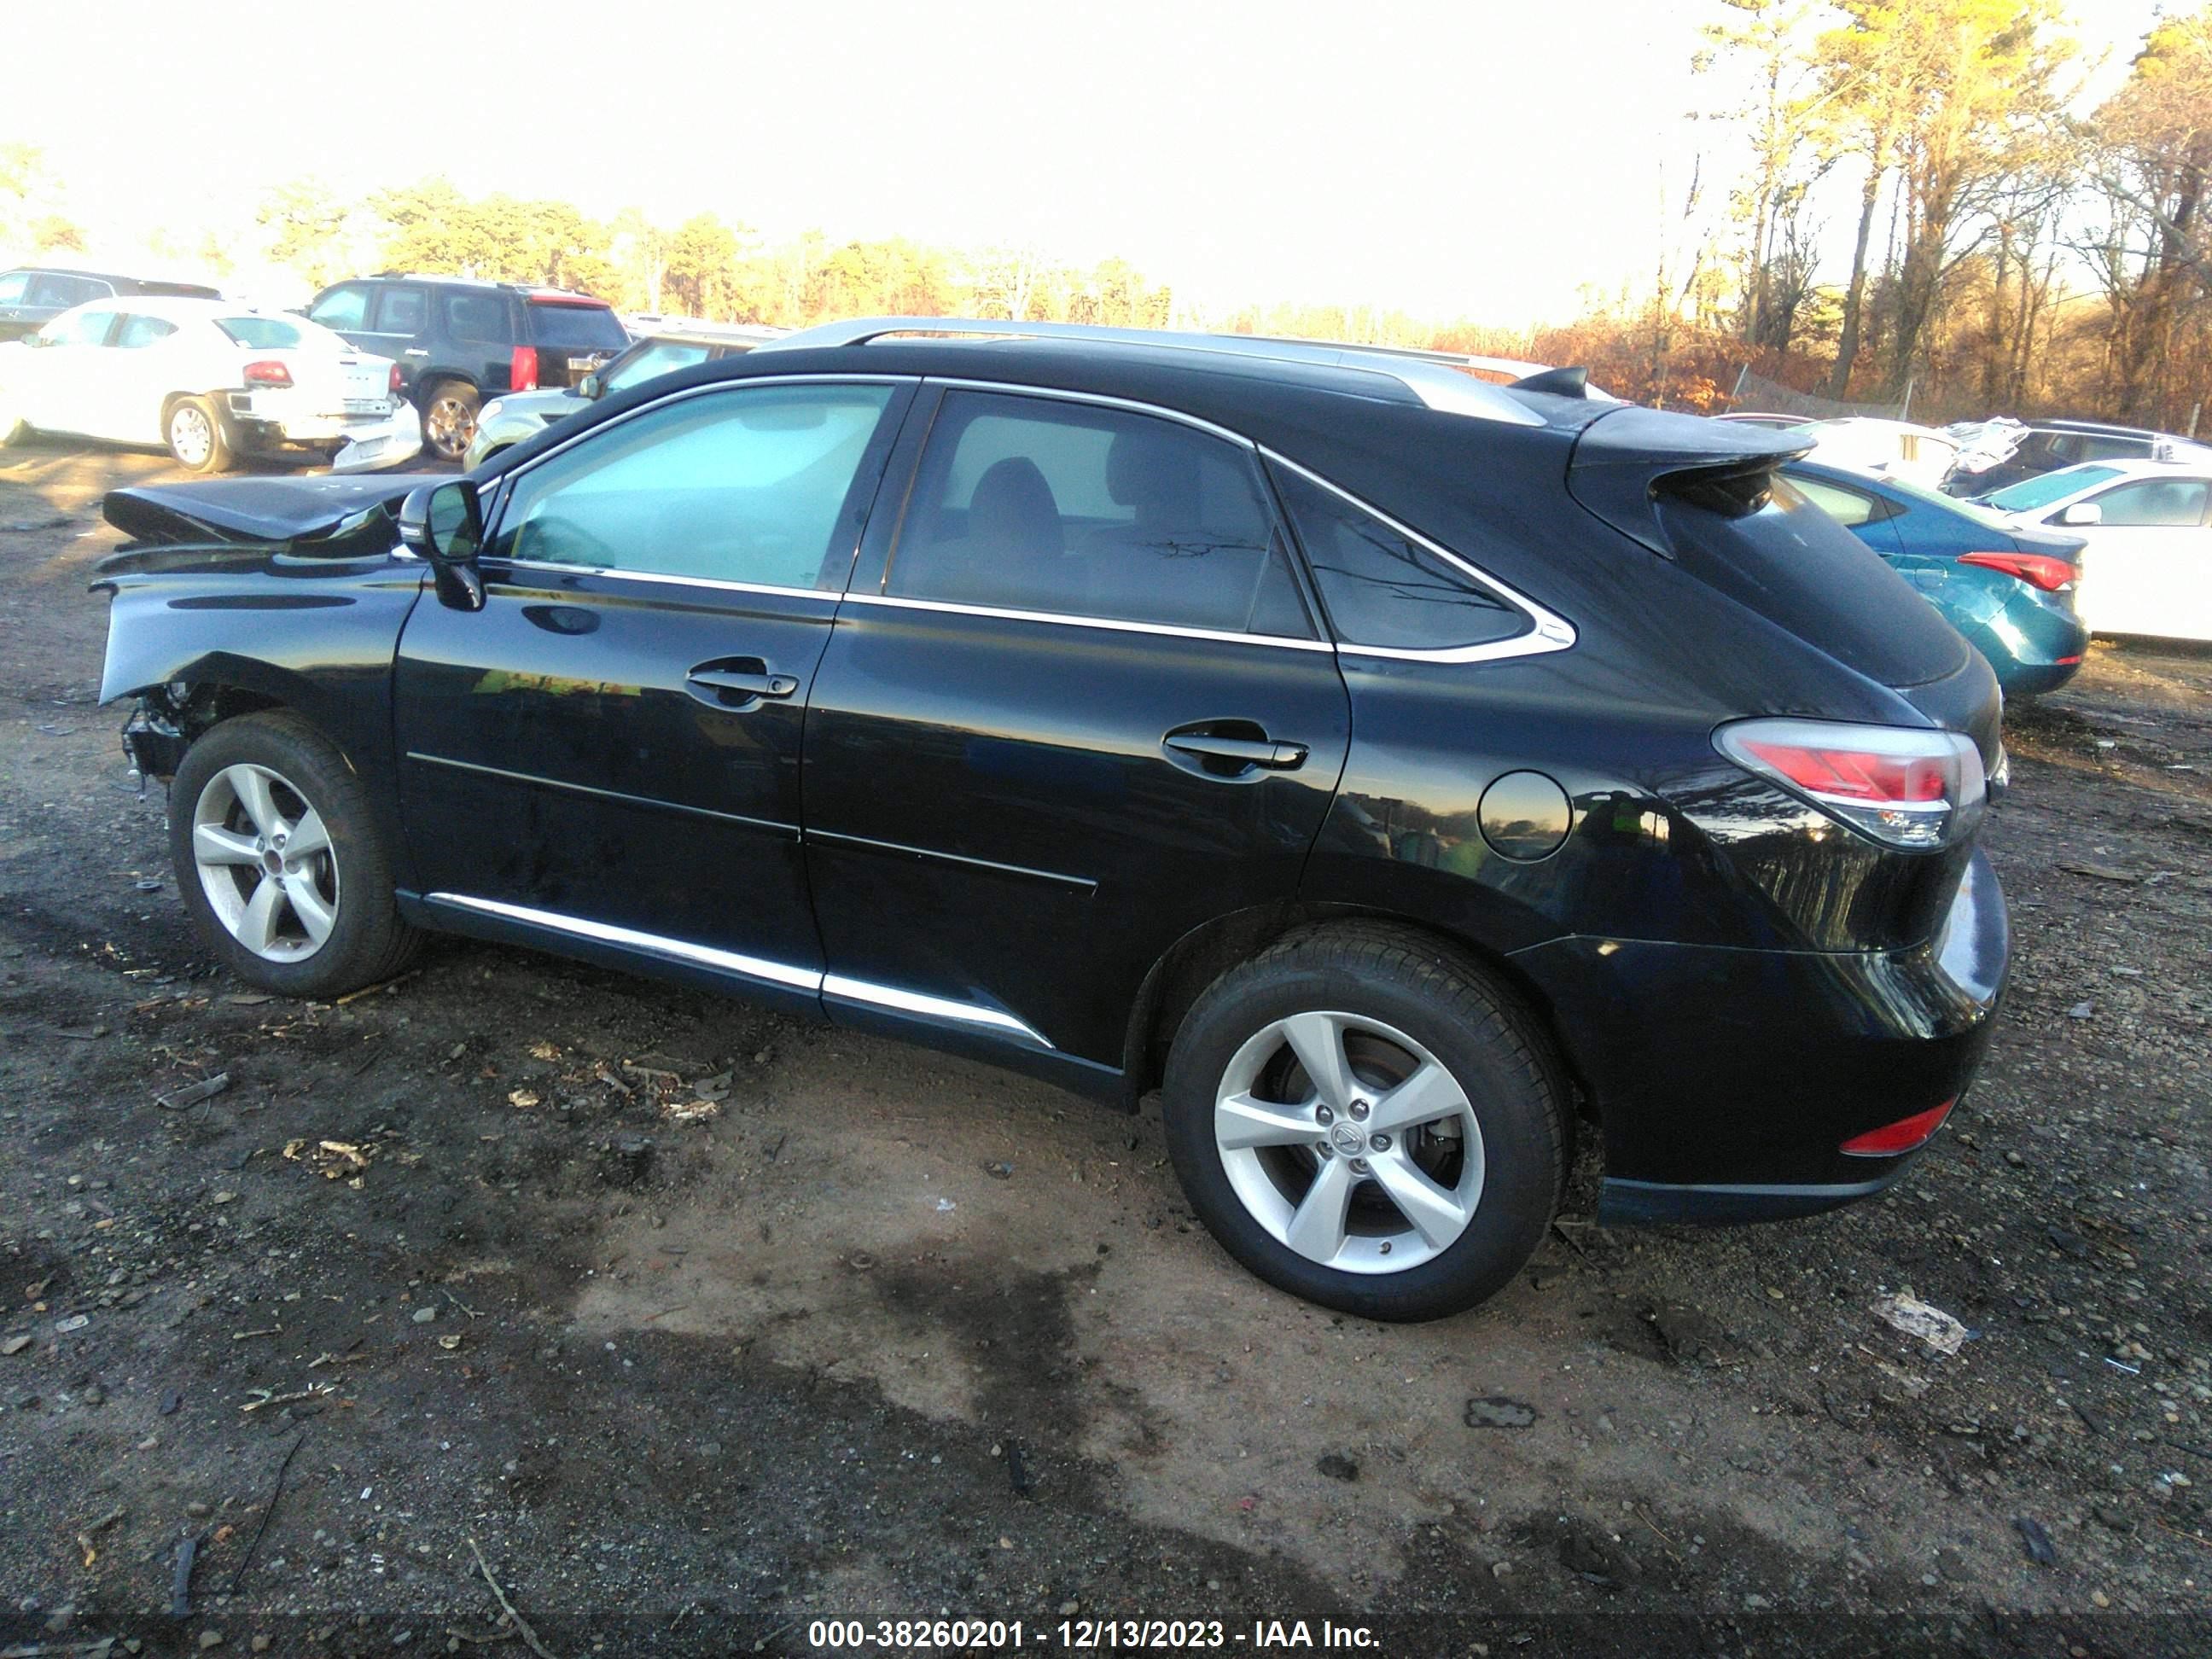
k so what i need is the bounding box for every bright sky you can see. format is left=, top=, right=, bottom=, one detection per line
left=7, top=0, right=2174, bottom=324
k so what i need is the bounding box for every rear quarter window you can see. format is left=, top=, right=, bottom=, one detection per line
left=527, top=302, right=628, bottom=351
left=218, top=317, right=305, bottom=349
left=445, top=293, right=513, bottom=344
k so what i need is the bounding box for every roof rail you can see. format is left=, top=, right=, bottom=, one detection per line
left=756, top=317, right=1559, bottom=426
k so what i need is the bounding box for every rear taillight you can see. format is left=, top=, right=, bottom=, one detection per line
left=1840, top=1098, right=1955, bottom=1156
left=509, top=346, right=538, bottom=391
left=242, top=360, right=292, bottom=387
left=1715, top=718, right=1988, bottom=850
left=1958, top=550, right=2075, bottom=591
left=388, top=363, right=404, bottom=396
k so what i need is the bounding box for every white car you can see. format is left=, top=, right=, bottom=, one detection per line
left=1978, top=457, right=2212, bottom=643
left=0, top=297, right=422, bottom=474
left=1789, top=416, right=1961, bottom=491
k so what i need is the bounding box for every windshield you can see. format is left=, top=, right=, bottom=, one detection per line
left=1985, top=465, right=2123, bottom=512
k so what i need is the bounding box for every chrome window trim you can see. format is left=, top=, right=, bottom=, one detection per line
left=922, top=376, right=1259, bottom=451
left=405, top=752, right=800, bottom=838
left=425, top=893, right=821, bottom=989
left=1260, top=451, right=1578, bottom=666
left=496, top=559, right=840, bottom=604
left=422, top=893, right=1055, bottom=1050
left=823, top=974, right=1053, bottom=1049
left=840, top=591, right=1335, bottom=653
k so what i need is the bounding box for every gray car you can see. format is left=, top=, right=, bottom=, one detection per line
left=463, top=324, right=783, bottom=468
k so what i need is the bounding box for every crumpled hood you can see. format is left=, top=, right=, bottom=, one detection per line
left=103, top=473, right=439, bottom=546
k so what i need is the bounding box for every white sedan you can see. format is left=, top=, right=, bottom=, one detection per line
left=0, top=297, right=421, bottom=474
left=1978, top=458, right=2212, bottom=643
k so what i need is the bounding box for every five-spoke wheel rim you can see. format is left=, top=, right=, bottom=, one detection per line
left=1214, top=1010, right=1484, bottom=1275
left=169, top=405, right=213, bottom=469
left=190, top=763, right=340, bottom=962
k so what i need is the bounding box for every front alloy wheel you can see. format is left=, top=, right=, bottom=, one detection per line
left=190, top=763, right=340, bottom=961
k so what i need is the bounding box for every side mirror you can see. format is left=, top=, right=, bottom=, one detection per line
left=399, top=480, right=486, bottom=610
left=579, top=372, right=602, bottom=399
left=2058, top=501, right=2103, bottom=527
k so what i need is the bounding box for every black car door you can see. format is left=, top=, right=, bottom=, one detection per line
left=392, top=375, right=915, bottom=1007
left=802, top=384, right=1351, bottom=1074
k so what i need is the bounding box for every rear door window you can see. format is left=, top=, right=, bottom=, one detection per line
left=1786, top=474, right=1883, bottom=528
left=115, top=314, right=178, bottom=349
left=1271, top=465, right=1527, bottom=653
left=2087, top=477, right=2211, bottom=527
left=27, top=274, right=110, bottom=308
left=444, top=292, right=512, bottom=344
left=44, top=307, right=119, bottom=347
left=308, top=284, right=372, bottom=331
left=0, top=271, right=29, bottom=306
left=886, top=390, right=1312, bottom=637
left=603, top=340, right=713, bottom=393
left=370, top=285, right=428, bottom=335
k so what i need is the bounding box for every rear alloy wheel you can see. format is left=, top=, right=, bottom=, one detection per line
left=421, top=381, right=480, bottom=463
left=168, top=713, right=419, bottom=998
left=1163, top=928, right=1566, bottom=1321
left=166, top=397, right=233, bottom=473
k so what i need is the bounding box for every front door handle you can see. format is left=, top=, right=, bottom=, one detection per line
left=1164, top=733, right=1308, bottom=771
left=689, top=668, right=799, bottom=698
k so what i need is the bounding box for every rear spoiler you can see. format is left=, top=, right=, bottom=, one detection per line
left=1566, top=406, right=1813, bottom=558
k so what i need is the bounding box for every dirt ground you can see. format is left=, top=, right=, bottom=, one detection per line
left=0, top=435, right=2207, bottom=1658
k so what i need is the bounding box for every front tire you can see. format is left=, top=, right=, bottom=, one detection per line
left=420, top=381, right=480, bottom=463
left=168, top=712, right=420, bottom=999
left=166, top=397, right=233, bottom=473
left=1161, top=926, right=1567, bottom=1322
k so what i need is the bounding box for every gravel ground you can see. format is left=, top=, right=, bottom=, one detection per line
left=1, top=437, right=2208, bottom=1658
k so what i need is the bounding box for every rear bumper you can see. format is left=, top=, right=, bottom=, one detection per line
left=222, top=393, right=424, bottom=470
left=1515, top=848, right=2009, bottom=1223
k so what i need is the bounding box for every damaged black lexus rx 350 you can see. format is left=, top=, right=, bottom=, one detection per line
left=92, top=320, right=2009, bottom=1321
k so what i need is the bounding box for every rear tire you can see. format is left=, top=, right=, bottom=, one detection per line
left=168, top=712, right=421, bottom=1000
left=166, top=397, right=233, bottom=474
left=420, top=381, right=480, bottom=463
left=1161, top=925, right=1566, bottom=1322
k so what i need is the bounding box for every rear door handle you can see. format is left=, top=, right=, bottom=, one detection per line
left=1164, top=733, right=1307, bottom=771
left=688, top=668, right=799, bottom=699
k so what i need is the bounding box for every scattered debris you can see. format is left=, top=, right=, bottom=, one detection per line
left=1316, top=1453, right=1359, bottom=1481
left=230, top=1325, right=281, bottom=1342
left=2069, top=1001, right=2095, bottom=1019
left=282, top=1138, right=374, bottom=1185
left=2058, top=862, right=2138, bottom=883
left=1872, top=1291, right=1969, bottom=1357
left=227, top=1429, right=306, bottom=1594
left=55, top=1315, right=89, bottom=1335
left=2014, top=1515, right=2058, bottom=1566
left=157, top=1073, right=231, bottom=1111
left=332, top=969, right=421, bottom=1006
left=1464, top=1396, right=1540, bottom=1429
left=0, top=1334, right=31, bottom=1357
left=170, top=1533, right=201, bottom=1618
left=982, top=1161, right=1015, bottom=1179
left=1007, top=1439, right=1035, bottom=1497
left=466, top=1535, right=559, bottom=1659
left=241, top=1382, right=335, bottom=1414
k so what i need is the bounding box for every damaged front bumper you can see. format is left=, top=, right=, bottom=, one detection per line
left=119, top=694, right=189, bottom=785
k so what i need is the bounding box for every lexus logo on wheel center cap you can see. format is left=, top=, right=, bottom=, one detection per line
left=1330, top=1121, right=1367, bottom=1155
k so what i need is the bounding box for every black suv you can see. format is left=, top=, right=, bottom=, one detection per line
left=0, top=266, right=221, bottom=341
left=303, top=274, right=631, bottom=462
left=91, top=320, right=2010, bottom=1321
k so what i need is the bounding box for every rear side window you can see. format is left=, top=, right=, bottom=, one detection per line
left=1271, top=465, right=1527, bottom=653
left=1789, top=474, right=1882, bottom=528
left=44, top=307, right=117, bottom=346
left=2090, top=477, right=2209, bottom=527
left=887, top=390, right=1312, bottom=637
left=218, top=317, right=304, bottom=349
left=527, top=301, right=628, bottom=351
left=115, top=314, right=178, bottom=349
left=445, top=293, right=511, bottom=344
left=603, top=339, right=713, bottom=393
left=0, top=271, right=29, bottom=305
left=371, top=286, right=428, bottom=335
left=308, top=284, right=370, bottom=330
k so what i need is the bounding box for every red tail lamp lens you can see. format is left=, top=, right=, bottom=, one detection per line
left=242, top=360, right=292, bottom=387
left=1840, top=1098, right=1956, bottom=1156
left=1739, top=738, right=1949, bottom=805
left=1958, top=550, right=2075, bottom=592
left=510, top=346, right=538, bottom=391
